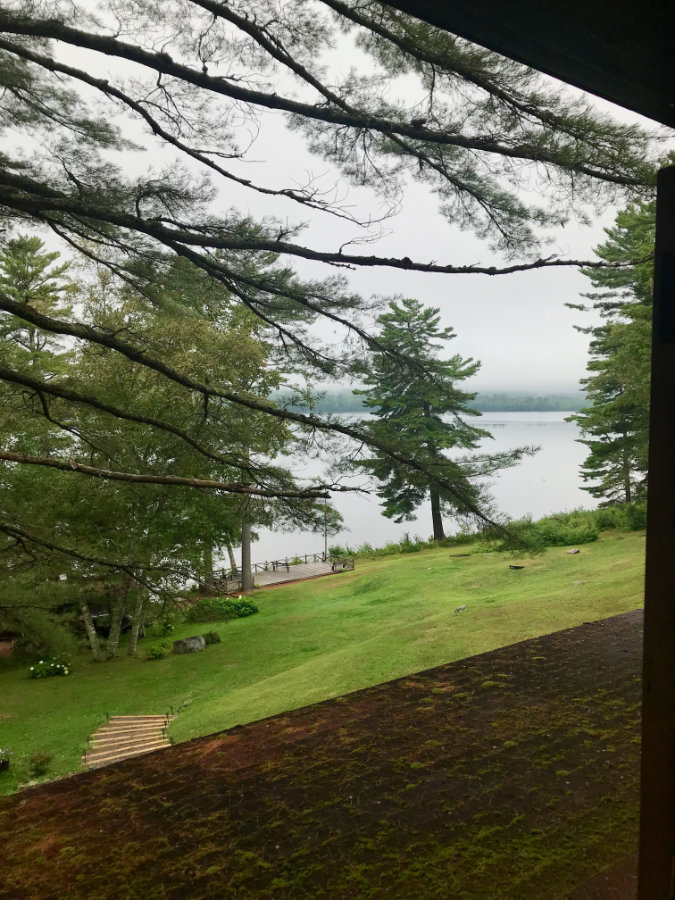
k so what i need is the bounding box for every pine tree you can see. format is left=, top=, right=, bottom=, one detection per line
left=569, top=201, right=655, bottom=504
left=356, top=299, right=525, bottom=539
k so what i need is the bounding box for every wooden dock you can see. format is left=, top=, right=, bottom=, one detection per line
left=255, top=559, right=342, bottom=588
left=206, top=554, right=354, bottom=593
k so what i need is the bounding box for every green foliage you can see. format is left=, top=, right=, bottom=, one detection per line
left=202, top=631, right=223, bottom=645
left=482, top=503, right=647, bottom=552
left=594, top=502, right=647, bottom=531
left=569, top=201, right=654, bottom=505
left=185, top=596, right=259, bottom=623
left=159, top=620, right=175, bottom=637
left=222, top=598, right=259, bottom=618
left=28, top=659, right=70, bottom=679
left=355, top=298, right=527, bottom=541
left=28, top=751, right=53, bottom=779
left=146, top=644, right=168, bottom=661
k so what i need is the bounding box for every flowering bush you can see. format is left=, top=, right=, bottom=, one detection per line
left=28, top=658, right=70, bottom=679
left=0, top=748, right=10, bottom=764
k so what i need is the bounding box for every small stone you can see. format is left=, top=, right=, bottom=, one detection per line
left=567, top=548, right=580, bottom=554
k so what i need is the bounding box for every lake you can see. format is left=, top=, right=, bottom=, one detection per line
left=243, top=411, right=592, bottom=564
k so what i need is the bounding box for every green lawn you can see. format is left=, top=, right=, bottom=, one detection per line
left=0, top=531, right=645, bottom=794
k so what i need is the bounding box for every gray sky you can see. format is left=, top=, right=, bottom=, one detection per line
left=41, top=15, right=666, bottom=395
left=211, top=110, right=644, bottom=394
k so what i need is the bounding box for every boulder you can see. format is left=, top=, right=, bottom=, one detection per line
left=173, top=635, right=206, bottom=654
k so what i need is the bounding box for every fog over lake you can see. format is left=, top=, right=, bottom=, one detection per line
left=242, top=411, right=591, bottom=565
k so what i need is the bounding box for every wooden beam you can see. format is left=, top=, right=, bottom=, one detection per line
left=639, top=164, right=675, bottom=899
left=384, top=1, right=675, bottom=128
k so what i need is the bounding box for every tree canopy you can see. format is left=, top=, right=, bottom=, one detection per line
left=0, top=0, right=661, bottom=603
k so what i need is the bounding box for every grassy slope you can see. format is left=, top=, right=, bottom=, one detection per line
left=0, top=531, right=645, bottom=794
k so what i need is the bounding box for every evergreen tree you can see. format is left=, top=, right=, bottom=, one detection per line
left=569, top=201, right=655, bottom=504
left=356, top=299, right=526, bottom=539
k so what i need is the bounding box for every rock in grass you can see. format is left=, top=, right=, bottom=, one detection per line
left=173, top=635, right=206, bottom=654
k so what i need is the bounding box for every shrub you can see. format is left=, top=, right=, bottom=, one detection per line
left=185, top=596, right=258, bottom=623
left=0, top=748, right=11, bottom=772
left=221, top=597, right=259, bottom=618
left=399, top=533, right=424, bottom=553
left=28, top=658, right=70, bottom=679
left=624, top=502, right=647, bottom=530
left=185, top=598, right=230, bottom=623
left=29, top=751, right=53, bottom=778
left=146, top=643, right=167, bottom=661
left=159, top=619, right=175, bottom=636
left=534, top=517, right=599, bottom=546
left=202, top=631, right=222, bottom=645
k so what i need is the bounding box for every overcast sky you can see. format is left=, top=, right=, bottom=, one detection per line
left=44, top=16, right=667, bottom=396
left=215, top=108, right=649, bottom=394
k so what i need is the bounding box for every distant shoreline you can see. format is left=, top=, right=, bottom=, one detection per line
left=273, top=390, right=585, bottom=414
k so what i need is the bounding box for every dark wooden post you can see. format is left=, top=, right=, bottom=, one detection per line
left=638, top=164, right=675, bottom=900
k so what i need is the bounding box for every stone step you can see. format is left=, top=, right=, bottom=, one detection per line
left=84, top=741, right=170, bottom=768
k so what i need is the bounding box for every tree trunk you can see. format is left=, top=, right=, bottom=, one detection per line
left=203, top=541, right=214, bottom=579
left=622, top=438, right=633, bottom=503
left=127, top=591, right=145, bottom=657
left=79, top=596, right=102, bottom=662
left=226, top=542, right=237, bottom=572
left=241, top=522, right=253, bottom=591
left=106, top=594, right=126, bottom=659
left=423, top=401, right=445, bottom=541
left=430, top=487, right=446, bottom=541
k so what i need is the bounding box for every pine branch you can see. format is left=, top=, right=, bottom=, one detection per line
left=0, top=450, right=349, bottom=498
left=0, top=170, right=652, bottom=277
left=0, top=12, right=650, bottom=187
left=0, top=36, right=382, bottom=229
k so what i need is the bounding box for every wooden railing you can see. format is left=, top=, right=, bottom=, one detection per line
left=202, top=553, right=354, bottom=594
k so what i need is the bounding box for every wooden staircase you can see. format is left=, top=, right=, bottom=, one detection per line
left=83, top=715, right=175, bottom=769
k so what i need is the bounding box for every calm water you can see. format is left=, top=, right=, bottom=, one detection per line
left=241, top=412, right=591, bottom=564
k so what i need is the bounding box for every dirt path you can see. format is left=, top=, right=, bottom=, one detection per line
left=0, top=610, right=642, bottom=899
